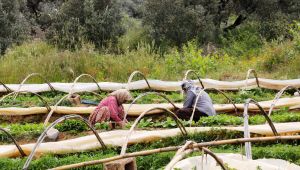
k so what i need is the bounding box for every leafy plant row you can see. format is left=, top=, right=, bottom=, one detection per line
left=0, top=130, right=299, bottom=169
left=0, top=88, right=293, bottom=108
left=1, top=111, right=299, bottom=143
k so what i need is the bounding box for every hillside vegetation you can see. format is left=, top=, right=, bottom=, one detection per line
left=0, top=0, right=299, bottom=83
left=1, top=33, right=299, bottom=83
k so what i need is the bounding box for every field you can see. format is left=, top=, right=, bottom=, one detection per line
left=1, top=1, right=300, bottom=169
left=0, top=76, right=300, bottom=170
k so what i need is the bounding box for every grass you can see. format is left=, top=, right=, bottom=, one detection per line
left=0, top=34, right=300, bottom=84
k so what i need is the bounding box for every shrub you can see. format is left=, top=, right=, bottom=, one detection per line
left=163, top=40, right=231, bottom=78
left=0, top=0, right=30, bottom=54
left=84, top=0, right=124, bottom=48
left=46, top=0, right=124, bottom=50
left=143, top=0, right=206, bottom=47
left=289, top=21, right=300, bottom=51
left=219, top=22, right=263, bottom=58
left=258, top=12, right=290, bottom=41
left=117, top=15, right=150, bottom=52
left=257, top=40, right=299, bottom=78
left=255, top=22, right=300, bottom=78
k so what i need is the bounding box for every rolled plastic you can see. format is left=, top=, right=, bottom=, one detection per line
left=2, top=78, right=300, bottom=93
left=1, top=97, right=300, bottom=116
left=0, top=122, right=299, bottom=158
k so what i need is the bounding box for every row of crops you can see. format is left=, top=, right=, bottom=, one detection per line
left=0, top=71, right=300, bottom=169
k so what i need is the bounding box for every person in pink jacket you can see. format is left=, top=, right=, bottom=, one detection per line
left=89, top=89, right=132, bottom=128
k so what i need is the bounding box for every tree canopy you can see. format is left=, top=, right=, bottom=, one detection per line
left=0, top=0, right=299, bottom=53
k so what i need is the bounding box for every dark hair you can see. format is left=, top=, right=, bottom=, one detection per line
left=181, top=80, right=193, bottom=91
left=181, top=83, right=186, bottom=90
left=181, top=82, right=190, bottom=91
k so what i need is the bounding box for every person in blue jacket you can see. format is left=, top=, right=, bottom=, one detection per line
left=175, top=80, right=216, bottom=121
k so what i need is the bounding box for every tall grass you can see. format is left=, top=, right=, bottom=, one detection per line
left=0, top=40, right=234, bottom=83
left=0, top=31, right=300, bottom=84
left=0, top=41, right=161, bottom=83
left=256, top=40, right=300, bottom=79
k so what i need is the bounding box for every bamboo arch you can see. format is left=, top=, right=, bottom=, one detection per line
left=43, top=94, right=68, bottom=125
left=243, top=98, right=279, bottom=159
left=165, top=141, right=226, bottom=170
left=120, top=107, right=187, bottom=155
left=189, top=88, right=238, bottom=126
left=0, top=91, right=51, bottom=112
left=127, top=71, right=151, bottom=90
left=207, top=88, right=238, bottom=114
left=0, top=81, right=12, bottom=93
left=123, top=92, right=178, bottom=122
left=0, top=127, right=26, bottom=157
left=183, top=70, right=205, bottom=88
left=68, top=74, right=102, bottom=96
left=22, top=115, right=106, bottom=170
left=44, top=91, right=103, bottom=125
left=189, top=89, right=206, bottom=126
left=244, top=69, right=260, bottom=89
left=14, top=73, right=55, bottom=99
left=268, top=85, right=300, bottom=117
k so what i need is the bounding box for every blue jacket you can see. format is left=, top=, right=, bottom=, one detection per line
left=183, top=89, right=216, bottom=116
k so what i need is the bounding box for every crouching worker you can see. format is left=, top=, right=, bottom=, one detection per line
left=176, top=80, right=216, bottom=121
left=89, top=89, right=132, bottom=129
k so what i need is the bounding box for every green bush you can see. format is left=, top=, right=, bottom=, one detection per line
left=289, top=21, right=300, bottom=52
left=84, top=0, right=124, bottom=48
left=257, top=40, right=300, bottom=78
left=220, top=23, right=263, bottom=58
left=46, top=0, right=124, bottom=50
left=258, top=12, right=289, bottom=41
left=117, top=15, right=150, bottom=52
left=163, top=40, right=231, bottom=77
left=143, top=0, right=206, bottom=47
left=1, top=34, right=300, bottom=83
left=0, top=0, right=29, bottom=54
left=255, top=22, right=300, bottom=78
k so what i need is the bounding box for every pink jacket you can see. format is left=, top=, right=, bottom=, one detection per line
left=96, top=96, right=124, bottom=122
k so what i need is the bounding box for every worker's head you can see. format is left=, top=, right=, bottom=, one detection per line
left=181, top=80, right=194, bottom=93
left=109, top=89, right=133, bottom=104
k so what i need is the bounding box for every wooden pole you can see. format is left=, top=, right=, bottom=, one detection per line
left=50, top=135, right=300, bottom=170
